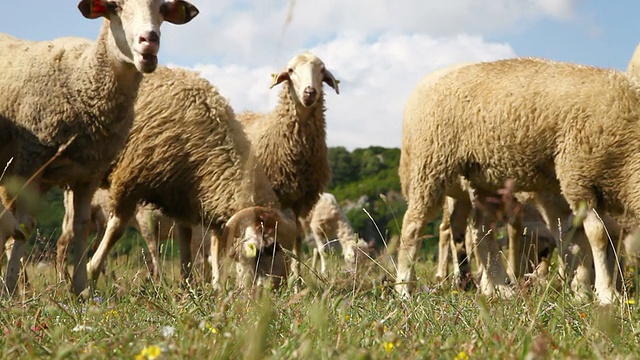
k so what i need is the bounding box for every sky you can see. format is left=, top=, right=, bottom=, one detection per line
left=2, top=0, right=639, bottom=150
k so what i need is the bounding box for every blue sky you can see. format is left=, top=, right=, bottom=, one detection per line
left=2, top=0, right=639, bottom=150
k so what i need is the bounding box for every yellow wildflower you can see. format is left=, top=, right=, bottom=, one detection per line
left=628, top=299, right=636, bottom=305
left=345, top=314, right=351, bottom=321
left=136, top=345, right=162, bottom=360
left=205, top=323, right=218, bottom=334
left=454, top=351, right=469, bottom=360
left=383, top=342, right=394, bottom=353
left=452, top=290, right=459, bottom=295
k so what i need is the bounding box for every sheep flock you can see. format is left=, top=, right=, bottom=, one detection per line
left=3, top=1, right=640, bottom=337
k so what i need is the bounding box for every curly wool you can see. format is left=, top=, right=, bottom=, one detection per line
left=0, top=22, right=140, bottom=186
left=106, top=66, right=281, bottom=232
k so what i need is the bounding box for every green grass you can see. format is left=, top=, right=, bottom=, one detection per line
left=2, top=247, right=640, bottom=359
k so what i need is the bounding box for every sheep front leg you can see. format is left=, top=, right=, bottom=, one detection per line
left=396, top=202, right=430, bottom=297
left=137, top=211, right=161, bottom=280
left=288, top=231, right=303, bottom=292
left=68, top=183, right=97, bottom=296
left=311, top=227, right=328, bottom=274
left=583, top=211, right=621, bottom=305
left=506, top=210, right=524, bottom=280
left=435, top=198, right=453, bottom=283
left=56, top=189, right=74, bottom=282
left=209, top=231, right=226, bottom=291
left=87, top=205, right=134, bottom=282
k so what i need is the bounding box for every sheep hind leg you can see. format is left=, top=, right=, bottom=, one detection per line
left=469, top=200, right=514, bottom=299
left=288, top=231, right=304, bottom=292
left=396, top=178, right=445, bottom=298
left=311, top=228, right=328, bottom=274
left=435, top=197, right=454, bottom=283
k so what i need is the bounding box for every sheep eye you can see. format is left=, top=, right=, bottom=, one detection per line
left=106, top=1, right=120, bottom=12
left=287, top=68, right=294, bottom=74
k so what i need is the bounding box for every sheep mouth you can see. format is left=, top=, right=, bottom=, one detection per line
left=137, top=53, right=158, bottom=73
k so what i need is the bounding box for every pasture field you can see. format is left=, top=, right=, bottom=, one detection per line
left=2, top=244, right=640, bottom=360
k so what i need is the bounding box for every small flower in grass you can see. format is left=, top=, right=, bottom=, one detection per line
left=454, top=350, right=469, bottom=360
left=628, top=299, right=636, bottom=305
left=205, top=322, right=218, bottom=334
left=579, top=312, right=586, bottom=319
left=103, top=309, right=119, bottom=320
left=383, top=341, right=395, bottom=353
left=345, top=314, right=351, bottom=321
left=452, top=290, right=459, bottom=295
left=135, top=345, right=162, bottom=360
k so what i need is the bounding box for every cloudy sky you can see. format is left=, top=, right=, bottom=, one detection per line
left=2, top=1, right=638, bottom=150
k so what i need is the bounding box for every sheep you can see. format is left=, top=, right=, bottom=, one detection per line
left=236, top=52, right=340, bottom=286
left=397, top=58, right=637, bottom=304
left=299, top=192, right=370, bottom=274
left=82, top=66, right=297, bottom=291
left=56, top=188, right=211, bottom=281
left=0, top=0, right=199, bottom=296
left=627, top=43, right=640, bottom=78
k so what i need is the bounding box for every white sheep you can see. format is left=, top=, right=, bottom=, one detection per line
left=56, top=188, right=211, bottom=281
left=398, top=58, right=635, bottom=304
left=627, top=43, right=640, bottom=77
left=0, top=0, right=198, bottom=296
left=299, top=192, right=370, bottom=273
left=236, top=52, right=340, bottom=285
left=83, top=66, right=297, bottom=291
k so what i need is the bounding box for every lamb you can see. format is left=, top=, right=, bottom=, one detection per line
left=299, top=192, right=370, bottom=274
left=56, top=188, right=211, bottom=281
left=397, top=58, right=636, bottom=304
left=236, top=52, right=340, bottom=285
left=83, top=66, right=297, bottom=291
left=0, top=0, right=198, bottom=296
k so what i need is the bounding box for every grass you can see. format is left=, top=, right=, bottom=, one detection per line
left=2, top=246, right=640, bottom=359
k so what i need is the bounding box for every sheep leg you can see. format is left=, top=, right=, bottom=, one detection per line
left=87, top=204, right=135, bottom=282
left=311, top=227, right=328, bottom=274
left=288, top=231, right=303, bottom=292
left=209, top=231, right=227, bottom=291
left=176, top=224, right=193, bottom=281
left=56, top=188, right=74, bottom=282
left=469, top=205, right=514, bottom=299
left=583, top=211, right=620, bottom=305
left=506, top=208, right=524, bottom=280
left=396, top=195, right=438, bottom=297
left=67, top=183, right=97, bottom=296
left=435, top=197, right=454, bottom=283
left=137, top=211, right=161, bottom=280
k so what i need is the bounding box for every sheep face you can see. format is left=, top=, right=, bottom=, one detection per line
left=77, top=0, right=199, bottom=73
left=271, top=52, right=340, bottom=108
left=224, top=206, right=297, bottom=264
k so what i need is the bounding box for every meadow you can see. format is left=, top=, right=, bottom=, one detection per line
left=3, top=237, right=640, bottom=360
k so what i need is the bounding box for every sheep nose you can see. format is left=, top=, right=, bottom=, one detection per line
left=138, top=30, right=160, bottom=45
left=302, top=86, right=317, bottom=105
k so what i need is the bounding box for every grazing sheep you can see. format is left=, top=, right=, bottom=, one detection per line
left=397, top=58, right=636, bottom=304
left=0, top=0, right=198, bottom=296
left=84, top=66, right=297, bottom=291
left=236, top=52, right=340, bottom=285
left=437, top=187, right=561, bottom=292
left=299, top=192, right=370, bottom=273
left=56, top=188, right=211, bottom=281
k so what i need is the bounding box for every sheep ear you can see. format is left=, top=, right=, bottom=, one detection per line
left=270, top=72, right=289, bottom=89
left=78, top=0, right=108, bottom=19
left=222, top=214, right=240, bottom=258
left=163, top=0, right=200, bottom=25
left=323, top=70, right=340, bottom=94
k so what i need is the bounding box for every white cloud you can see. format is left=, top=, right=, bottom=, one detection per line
left=177, top=32, right=515, bottom=150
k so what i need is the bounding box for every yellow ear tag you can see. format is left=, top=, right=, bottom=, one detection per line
left=244, top=242, right=257, bottom=258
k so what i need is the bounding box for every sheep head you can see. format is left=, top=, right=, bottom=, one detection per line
left=271, top=52, right=340, bottom=108
left=78, top=0, right=199, bottom=73
left=343, top=237, right=372, bottom=269
left=223, top=206, right=297, bottom=264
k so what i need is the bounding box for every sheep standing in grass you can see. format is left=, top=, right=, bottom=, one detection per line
left=398, top=58, right=637, bottom=304
left=84, top=66, right=297, bottom=290
left=237, top=52, right=340, bottom=285
left=299, top=192, right=370, bottom=273
left=0, top=0, right=198, bottom=296
left=57, top=188, right=211, bottom=281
